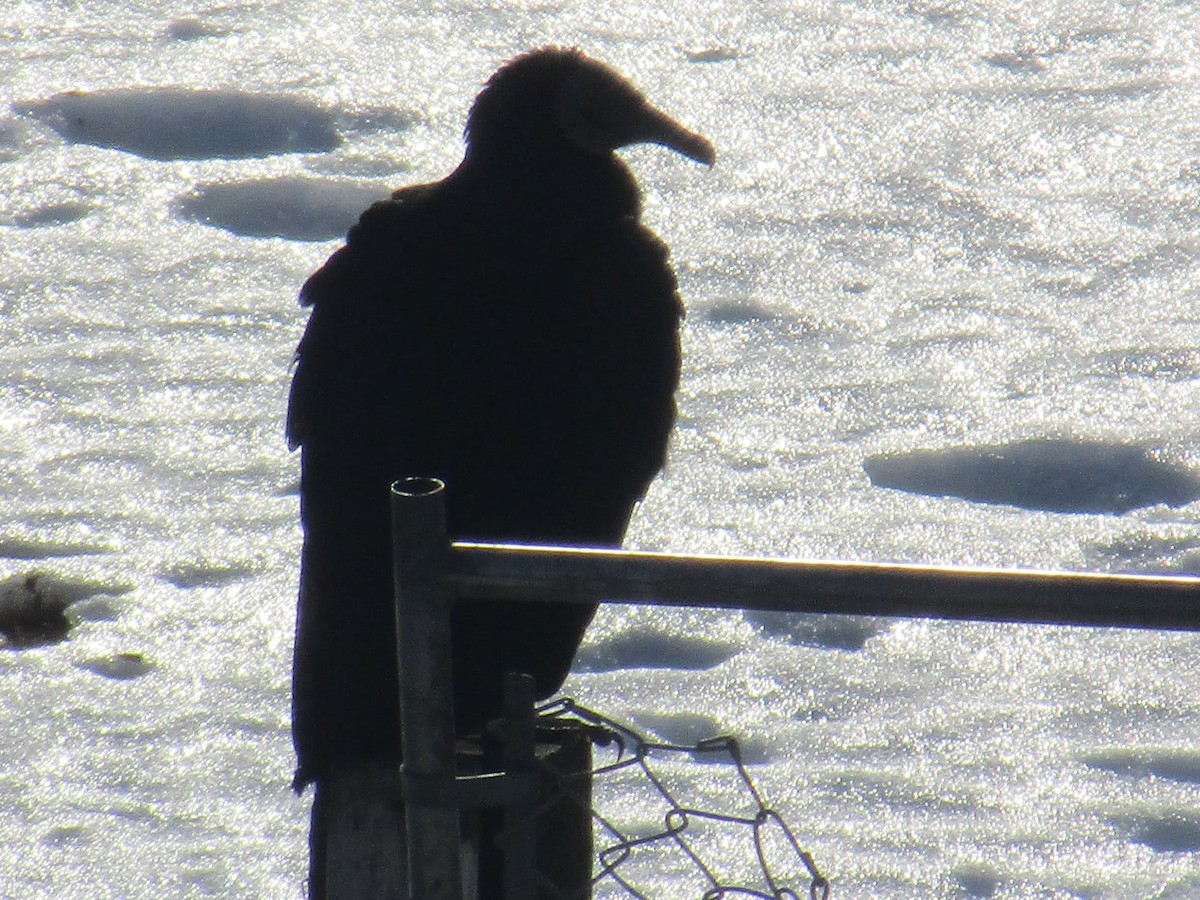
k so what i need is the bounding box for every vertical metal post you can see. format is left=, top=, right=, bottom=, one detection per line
left=391, top=477, right=463, bottom=900
left=501, top=673, right=537, bottom=900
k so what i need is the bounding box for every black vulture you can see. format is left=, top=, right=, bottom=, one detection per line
left=288, top=46, right=713, bottom=788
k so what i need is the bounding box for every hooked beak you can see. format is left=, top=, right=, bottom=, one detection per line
left=630, top=102, right=716, bottom=166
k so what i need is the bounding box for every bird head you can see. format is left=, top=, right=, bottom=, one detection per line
left=465, top=47, right=715, bottom=168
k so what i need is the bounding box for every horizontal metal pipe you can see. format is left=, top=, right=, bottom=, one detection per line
left=447, top=542, right=1200, bottom=632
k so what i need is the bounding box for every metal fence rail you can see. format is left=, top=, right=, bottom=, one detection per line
left=449, top=542, right=1200, bottom=632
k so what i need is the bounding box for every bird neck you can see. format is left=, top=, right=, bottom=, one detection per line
left=453, top=148, right=643, bottom=237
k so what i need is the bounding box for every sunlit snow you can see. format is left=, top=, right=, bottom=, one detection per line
left=2, top=1, right=1200, bottom=897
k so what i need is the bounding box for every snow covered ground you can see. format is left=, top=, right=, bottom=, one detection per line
left=2, top=1, right=1200, bottom=896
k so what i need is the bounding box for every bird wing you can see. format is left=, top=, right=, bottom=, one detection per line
left=286, top=178, right=685, bottom=783
left=287, top=189, right=682, bottom=543
left=286, top=188, right=433, bottom=455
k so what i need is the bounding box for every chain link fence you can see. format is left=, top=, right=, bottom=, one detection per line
left=515, top=699, right=830, bottom=900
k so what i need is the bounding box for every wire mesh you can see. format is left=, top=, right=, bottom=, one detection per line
left=516, top=699, right=830, bottom=900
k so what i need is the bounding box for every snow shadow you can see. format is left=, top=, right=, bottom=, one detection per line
left=1082, top=748, right=1200, bottom=784
left=864, top=438, right=1200, bottom=514
left=0, top=537, right=111, bottom=559
left=157, top=557, right=260, bottom=589
left=949, top=862, right=1002, bottom=898
left=572, top=630, right=739, bottom=673
left=175, top=177, right=388, bottom=241
left=77, top=652, right=154, bottom=680
left=14, top=88, right=343, bottom=160
left=744, top=610, right=888, bottom=651
left=1122, top=812, right=1200, bottom=853
left=9, top=201, right=91, bottom=228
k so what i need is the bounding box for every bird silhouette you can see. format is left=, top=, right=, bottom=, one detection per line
left=288, top=46, right=713, bottom=788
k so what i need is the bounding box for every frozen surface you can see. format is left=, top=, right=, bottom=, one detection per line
left=2, top=0, right=1200, bottom=897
